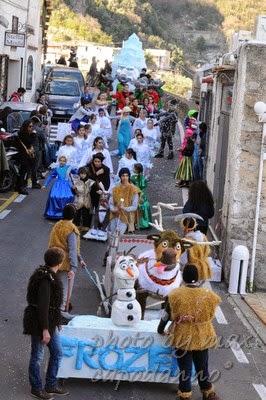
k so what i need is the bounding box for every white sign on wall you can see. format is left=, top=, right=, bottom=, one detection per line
left=4, top=32, right=25, bottom=47
left=256, top=15, right=266, bottom=42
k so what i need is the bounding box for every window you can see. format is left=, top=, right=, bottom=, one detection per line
left=26, top=56, right=33, bottom=90
left=45, top=80, right=80, bottom=96
left=12, top=16, right=18, bottom=33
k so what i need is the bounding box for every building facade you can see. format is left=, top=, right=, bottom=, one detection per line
left=204, top=42, right=266, bottom=290
left=0, top=0, right=49, bottom=102
left=45, top=41, right=171, bottom=76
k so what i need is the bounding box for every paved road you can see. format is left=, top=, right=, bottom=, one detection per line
left=0, top=136, right=265, bottom=400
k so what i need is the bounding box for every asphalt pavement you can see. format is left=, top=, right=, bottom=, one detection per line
left=0, top=134, right=265, bottom=400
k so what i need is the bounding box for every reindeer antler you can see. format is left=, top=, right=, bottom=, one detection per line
left=182, top=238, right=221, bottom=246
left=150, top=202, right=183, bottom=232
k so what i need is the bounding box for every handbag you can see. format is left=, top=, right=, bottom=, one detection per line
left=19, top=139, right=35, bottom=159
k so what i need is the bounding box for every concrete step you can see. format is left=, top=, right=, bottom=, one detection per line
left=48, top=124, right=58, bottom=144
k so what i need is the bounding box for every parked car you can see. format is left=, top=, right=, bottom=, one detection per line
left=44, top=78, right=81, bottom=121
left=45, top=66, right=85, bottom=91
left=0, top=102, right=39, bottom=122
left=0, top=132, right=20, bottom=193
left=0, top=102, right=39, bottom=132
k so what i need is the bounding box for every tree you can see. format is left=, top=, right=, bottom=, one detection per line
left=195, top=36, right=207, bottom=52
left=170, top=46, right=184, bottom=68
left=161, top=71, right=192, bottom=97
left=145, top=52, right=157, bottom=69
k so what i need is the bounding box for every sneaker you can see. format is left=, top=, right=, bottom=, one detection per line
left=45, top=386, right=69, bottom=396
left=18, top=188, right=29, bottom=195
left=32, top=183, right=42, bottom=189
left=31, top=389, right=54, bottom=399
left=202, top=393, right=221, bottom=400
left=61, top=311, right=76, bottom=320
left=154, top=153, right=164, bottom=158
left=177, top=390, right=192, bottom=400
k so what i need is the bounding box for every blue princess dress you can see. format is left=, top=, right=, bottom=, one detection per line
left=117, top=118, right=132, bottom=156
left=43, top=165, right=75, bottom=219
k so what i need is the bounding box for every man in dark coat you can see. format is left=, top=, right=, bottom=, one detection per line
left=23, top=247, right=69, bottom=399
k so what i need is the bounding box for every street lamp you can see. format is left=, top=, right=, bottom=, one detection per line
left=249, top=101, right=266, bottom=292
left=254, top=101, right=266, bottom=122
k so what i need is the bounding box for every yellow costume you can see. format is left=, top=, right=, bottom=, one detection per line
left=110, top=183, right=139, bottom=230
left=49, top=220, right=80, bottom=272
left=168, top=286, right=221, bottom=351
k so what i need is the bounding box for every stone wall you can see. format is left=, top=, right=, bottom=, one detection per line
left=220, top=43, right=266, bottom=289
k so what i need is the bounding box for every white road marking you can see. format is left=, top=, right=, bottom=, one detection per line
left=229, top=340, right=249, bottom=364
left=14, top=194, right=26, bottom=203
left=204, top=281, right=228, bottom=324
left=214, top=305, right=228, bottom=325
left=0, top=209, right=11, bottom=219
left=253, top=384, right=266, bottom=400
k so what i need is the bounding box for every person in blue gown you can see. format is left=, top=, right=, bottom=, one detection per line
left=42, top=155, right=75, bottom=219
left=117, top=107, right=133, bottom=156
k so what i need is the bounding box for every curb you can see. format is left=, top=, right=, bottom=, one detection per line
left=0, top=192, right=19, bottom=213
left=228, top=294, right=266, bottom=347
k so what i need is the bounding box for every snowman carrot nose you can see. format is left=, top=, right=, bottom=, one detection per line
left=126, top=267, right=135, bottom=278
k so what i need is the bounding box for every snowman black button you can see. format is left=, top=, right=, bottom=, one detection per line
left=127, top=303, right=133, bottom=310
left=127, top=315, right=134, bottom=321
left=126, top=291, right=132, bottom=298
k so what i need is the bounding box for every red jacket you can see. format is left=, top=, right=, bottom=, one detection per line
left=147, top=89, right=159, bottom=105
left=113, top=91, right=132, bottom=110
left=10, top=92, right=21, bottom=102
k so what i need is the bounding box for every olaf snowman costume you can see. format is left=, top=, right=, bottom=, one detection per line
left=137, top=248, right=182, bottom=297
left=111, top=254, right=142, bottom=326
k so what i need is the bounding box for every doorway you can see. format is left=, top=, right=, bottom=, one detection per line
left=212, top=83, right=233, bottom=237
left=7, top=59, right=22, bottom=99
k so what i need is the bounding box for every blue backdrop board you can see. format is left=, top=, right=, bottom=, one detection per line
left=58, top=316, right=184, bottom=383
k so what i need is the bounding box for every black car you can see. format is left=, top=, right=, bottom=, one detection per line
left=44, top=78, right=81, bottom=121
left=46, top=66, right=85, bottom=91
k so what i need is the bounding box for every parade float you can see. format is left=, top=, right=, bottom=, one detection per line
left=57, top=202, right=221, bottom=383
left=111, top=33, right=147, bottom=93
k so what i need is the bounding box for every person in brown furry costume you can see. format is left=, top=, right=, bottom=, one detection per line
left=158, top=263, right=221, bottom=400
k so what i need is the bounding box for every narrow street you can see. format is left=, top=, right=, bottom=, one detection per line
left=0, top=144, right=265, bottom=400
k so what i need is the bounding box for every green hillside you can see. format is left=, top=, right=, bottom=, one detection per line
left=48, top=0, right=266, bottom=66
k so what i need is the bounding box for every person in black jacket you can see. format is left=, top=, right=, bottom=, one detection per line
left=15, top=119, right=42, bottom=195
left=23, top=247, right=69, bottom=399
left=87, top=152, right=110, bottom=212
left=183, top=180, right=214, bottom=235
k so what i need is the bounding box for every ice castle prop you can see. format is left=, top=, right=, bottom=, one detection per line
left=112, top=33, right=147, bottom=92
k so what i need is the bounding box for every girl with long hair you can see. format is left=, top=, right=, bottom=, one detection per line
left=56, top=135, right=77, bottom=168
left=78, top=136, right=113, bottom=173
left=183, top=180, right=214, bottom=234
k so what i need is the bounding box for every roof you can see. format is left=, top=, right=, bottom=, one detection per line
left=50, top=66, right=83, bottom=72
left=0, top=102, right=39, bottom=111
left=46, top=78, right=80, bottom=84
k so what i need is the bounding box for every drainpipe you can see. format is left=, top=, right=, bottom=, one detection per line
left=249, top=101, right=266, bottom=292
left=23, top=0, right=30, bottom=96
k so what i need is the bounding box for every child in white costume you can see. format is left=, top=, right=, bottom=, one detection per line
left=56, top=135, right=78, bottom=168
